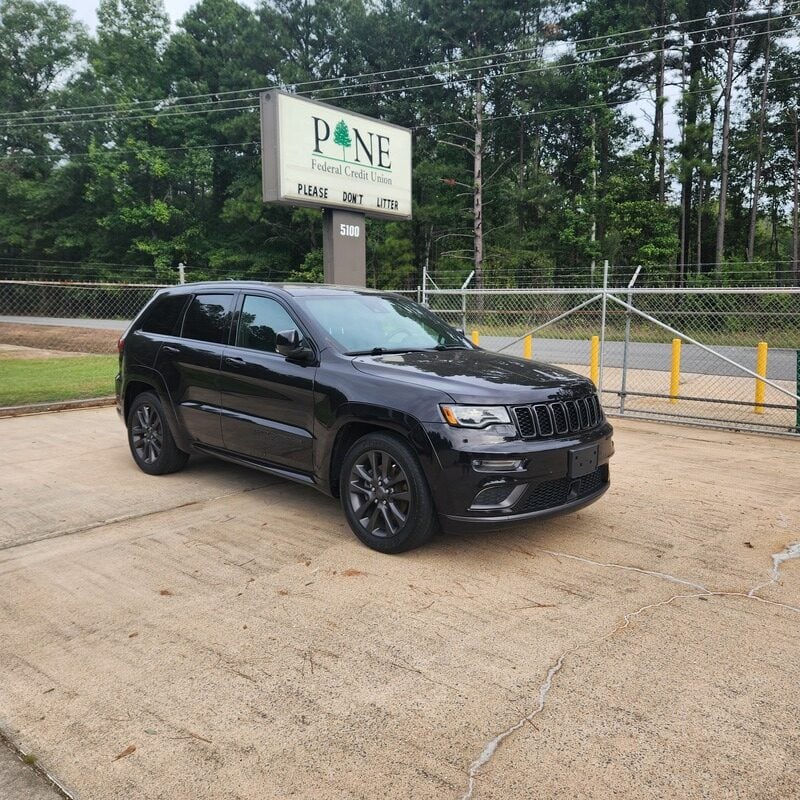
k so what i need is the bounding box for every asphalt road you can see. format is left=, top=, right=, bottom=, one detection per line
left=1, top=315, right=796, bottom=380
left=1, top=408, right=799, bottom=799
left=485, top=335, right=798, bottom=380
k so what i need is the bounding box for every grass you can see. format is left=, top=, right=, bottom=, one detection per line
left=0, top=355, right=117, bottom=406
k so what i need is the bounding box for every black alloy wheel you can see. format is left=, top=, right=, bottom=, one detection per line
left=340, top=432, right=437, bottom=553
left=131, top=403, right=163, bottom=465
left=127, top=391, right=189, bottom=475
left=348, top=449, right=411, bottom=537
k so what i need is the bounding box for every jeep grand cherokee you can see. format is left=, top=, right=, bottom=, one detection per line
left=116, top=282, right=614, bottom=553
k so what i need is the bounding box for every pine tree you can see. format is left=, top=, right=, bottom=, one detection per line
left=333, top=120, right=352, bottom=160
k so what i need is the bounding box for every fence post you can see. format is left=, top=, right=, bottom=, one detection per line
left=796, top=350, right=800, bottom=431
left=178, top=262, right=185, bottom=284
left=460, top=271, right=474, bottom=336
left=670, top=339, right=682, bottom=403
left=754, top=341, right=768, bottom=414
left=598, top=260, right=609, bottom=400
left=619, top=265, right=642, bottom=415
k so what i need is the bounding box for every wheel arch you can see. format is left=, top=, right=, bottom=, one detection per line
left=326, top=416, right=435, bottom=498
left=122, top=371, right=191, bottom=453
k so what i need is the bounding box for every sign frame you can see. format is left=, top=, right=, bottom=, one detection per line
left=260, top=90, right=413, bottom=222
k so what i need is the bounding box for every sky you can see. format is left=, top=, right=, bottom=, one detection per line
left=64, top=0, right=217, bottom=29
left=60, top=0, right=684, bottom=147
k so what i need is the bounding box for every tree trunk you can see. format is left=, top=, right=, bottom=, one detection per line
left=518, top=118, right=525, bottom=235
left=473, top=75, right=484, bottom=292
left=590, top=115, right=597, bottom=282
left=652, top=0, right=667, bottom=203
left=792, top=110, right=799, bottom=286
left=746, top=0, right=772, bottom=263
left=696, top=179, right=703, bottom=273
left=680, top=12, right=704, bottom=280
left=714, top=2, right=738, bottom=273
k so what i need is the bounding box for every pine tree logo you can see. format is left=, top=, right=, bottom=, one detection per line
left=333, top=119, right=352, bottom=160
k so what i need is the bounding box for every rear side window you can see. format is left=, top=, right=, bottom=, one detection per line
left=236, top=295, right=297, bottom=353
left=181, top=294, right=234, bottom=344
left=138, top=293, right=189, bottom=336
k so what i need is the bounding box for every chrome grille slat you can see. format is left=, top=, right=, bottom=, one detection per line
left=533, top=404, right=554, bottom=437
left=513, top=406, right=536, bottom=438
left=551, top=402, right=569, bottom=434
left=565, top=400, right=580, bottom=431
left=512, top=395, right=602, bottom=440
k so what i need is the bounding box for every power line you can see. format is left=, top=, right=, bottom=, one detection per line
left=2, top=19, right=796, bottom=135
left=3, top=70, right=798, bottom=163
left=0, top=2, right=795, bottom=125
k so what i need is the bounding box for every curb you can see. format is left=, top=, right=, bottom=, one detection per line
left=0, top=396, right=115, bottom=418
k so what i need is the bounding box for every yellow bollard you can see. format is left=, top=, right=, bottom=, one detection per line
left=471, top=329, right=480, bottom=346
left=670, top=338, right=681, bottom=403
left=754, top=341, right=768, bottom=414
left=590, top=335, right=599, bottom=386
left=523, top=334, right=533, bottom=360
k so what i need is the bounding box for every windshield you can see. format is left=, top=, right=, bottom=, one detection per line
left=296, top=294, right=468, bottom=354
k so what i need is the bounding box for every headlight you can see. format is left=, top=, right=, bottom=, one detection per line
left=440, top=404, right=511, bottom=428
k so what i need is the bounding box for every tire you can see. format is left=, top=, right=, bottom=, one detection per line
left=339, top=432, right=438, bottom=554
left=127, top=391, right=189, bottom=475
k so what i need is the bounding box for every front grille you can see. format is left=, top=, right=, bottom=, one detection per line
left=519, top=466, right=607, bottom=513
left=512, top=395, right=602, bottom=439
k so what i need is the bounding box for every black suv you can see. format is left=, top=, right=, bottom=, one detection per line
left=117, top=282, right=613, bottom=553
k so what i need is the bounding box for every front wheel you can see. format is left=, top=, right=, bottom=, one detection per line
left=340, top=432, right=438, bottom=553
left=127, top=391, right=189, bottom=475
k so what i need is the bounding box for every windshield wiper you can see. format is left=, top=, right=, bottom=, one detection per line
left=346, top=347, right=430, bottom=356
left=432, top=344, right=469, bottom=350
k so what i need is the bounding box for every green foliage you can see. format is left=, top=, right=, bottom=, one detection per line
left=0, top=0, right=798, bottom=287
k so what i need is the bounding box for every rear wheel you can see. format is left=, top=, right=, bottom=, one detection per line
left=340, top=432, right=438, bottom=553
left=127, top=391, right=189, bottom=475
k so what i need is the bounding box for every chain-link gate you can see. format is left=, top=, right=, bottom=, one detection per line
left=423, top=282, right=800, bottom=436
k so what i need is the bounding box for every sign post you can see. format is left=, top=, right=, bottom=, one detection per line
left=260, top=91, right=412, bottom=287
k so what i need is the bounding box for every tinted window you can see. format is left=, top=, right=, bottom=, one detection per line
left=295, top=294, right=465, bottom=354
left=236, top=295, right=297, bottom=353
left=181, top=294, right=233, bottom=344
left=138, top=293, right=189, bottom=336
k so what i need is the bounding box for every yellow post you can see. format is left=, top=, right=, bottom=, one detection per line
left=523, top=334, right=533, bottom=359
left=590, top=335, right=599, bottom=386
left=754, top=341, right=768, bottom=414
left=471, top=329, right=480, bottom=346
left=670, top=338, right=682, bottom=403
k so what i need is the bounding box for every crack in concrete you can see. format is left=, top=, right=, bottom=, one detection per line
left=748, top=541, right=800, bottom=598
left=461, top=545, right=800, bottom=800
left=536, top=548, right=710, bottom=592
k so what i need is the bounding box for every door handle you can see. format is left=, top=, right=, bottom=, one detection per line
left=224, top=356, right=246, bottom=366
left=162, top=345, right=179, bottom=354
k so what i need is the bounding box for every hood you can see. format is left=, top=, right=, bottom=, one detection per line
left=351, top=349, right=594, bottom=405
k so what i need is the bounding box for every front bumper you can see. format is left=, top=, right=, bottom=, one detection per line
left=420, top=420, right=614, bottom=532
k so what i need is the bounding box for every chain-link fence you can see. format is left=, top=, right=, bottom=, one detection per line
left=424, top=285, right=800, bottom=435
left=1, top=278, right=799, bottom=436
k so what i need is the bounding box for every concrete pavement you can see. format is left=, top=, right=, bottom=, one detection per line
left=1, top=408, right=799, bottom=799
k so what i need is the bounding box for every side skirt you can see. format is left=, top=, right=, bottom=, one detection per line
left=192, top=443, right=318, bottom=489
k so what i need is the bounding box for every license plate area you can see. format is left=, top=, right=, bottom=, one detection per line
left=569, top=444, right=598, bottom=478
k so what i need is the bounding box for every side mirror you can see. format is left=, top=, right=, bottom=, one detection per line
left=276, top=329, right=313, bottom=362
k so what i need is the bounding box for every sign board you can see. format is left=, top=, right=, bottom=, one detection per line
left=260, top=91, right=412, bottom=221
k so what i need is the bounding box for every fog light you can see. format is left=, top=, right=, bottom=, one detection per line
left=472, top=458, right=523, bottom=473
